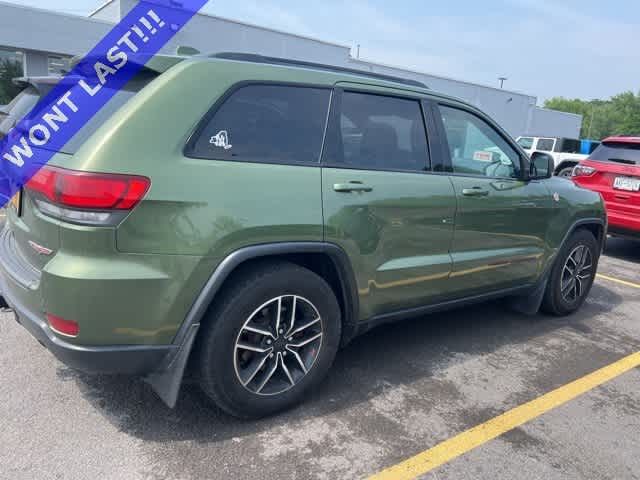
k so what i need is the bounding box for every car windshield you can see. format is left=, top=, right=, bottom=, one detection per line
left=0, top=72, right=156, bottom=153
left=517, top=137, right=534, bottom=149
left=588, top=142, right=640, bottom=165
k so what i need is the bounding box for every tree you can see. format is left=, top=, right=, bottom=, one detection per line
left=544, top=91, right=640, bottom=140
left=0, top=58, right=23, bottom=105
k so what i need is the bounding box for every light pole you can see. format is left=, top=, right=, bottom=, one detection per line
left=498, top=77, right=507, bottom=89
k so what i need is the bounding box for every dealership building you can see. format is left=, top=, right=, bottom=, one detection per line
left=0, top=0, right=582, bottom=138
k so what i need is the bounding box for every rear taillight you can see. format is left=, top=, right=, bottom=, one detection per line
left=25, top=166, right=150, bottom=225
left=572, top=165, right=597, bottom=177
left=46, top=313, right=79, bottom=337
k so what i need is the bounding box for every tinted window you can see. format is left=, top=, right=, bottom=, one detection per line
left=517, top=137, right=534, bottom=149
left=324, top=91, right=428, bottom=171
left=536, top=138, right=555, bottom=151
left=190, top=85, right=331, bottom=164
left=558, top=138, right=581, bottom=153
left=439, top=105, right=520, bottom=179
left=588, top=142, right=640, bottom=165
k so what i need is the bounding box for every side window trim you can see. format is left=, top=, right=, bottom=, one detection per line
left=183, top=81, right=333, bottom=166
left=433, top=101, right=526, bottom=179
left=320, top=88, right=431, bottom=174
left=423, top=99, right=451, bottom=173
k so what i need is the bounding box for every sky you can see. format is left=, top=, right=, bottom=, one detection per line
left=13, top=0, right=640, bottom=102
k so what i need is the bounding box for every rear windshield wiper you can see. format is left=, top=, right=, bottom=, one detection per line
left=608, top=158, right=637, bottom=165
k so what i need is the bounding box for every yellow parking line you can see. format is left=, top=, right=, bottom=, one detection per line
left=368, top=351, right=640, bottom=480
left=597, top=274, right=640, bottom=290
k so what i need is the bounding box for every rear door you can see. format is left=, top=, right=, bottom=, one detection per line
left=435, top=103, right=553, bottom=295
left=322, top=87, right=456, bottom=320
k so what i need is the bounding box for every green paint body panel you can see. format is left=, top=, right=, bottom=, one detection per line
left=0, top=56, right=606, bottom=355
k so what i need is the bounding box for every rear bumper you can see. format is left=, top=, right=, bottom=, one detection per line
left=0, top=273, right=175, bottom=375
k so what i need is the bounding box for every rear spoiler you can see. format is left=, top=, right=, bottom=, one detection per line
left=69, top=50, right=194, bottom=75
left=11, top=52, right=189, bottom=95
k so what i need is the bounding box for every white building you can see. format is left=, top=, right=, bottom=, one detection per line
left=0, top=0, right=582, bottom=138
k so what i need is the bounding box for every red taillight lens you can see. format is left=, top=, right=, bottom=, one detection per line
left=26, top=166, right=150, bottom=210
left=572, top=165, right=597, bottom=177
left=47, top=313, right=79, bottom=337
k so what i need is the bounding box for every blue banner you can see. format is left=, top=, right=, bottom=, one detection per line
left=0, top=0, right=208, bottom=205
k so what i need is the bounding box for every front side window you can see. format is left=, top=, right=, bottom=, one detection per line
left=536, top=138, right=555, bottom=151
left=189, top=85, right=331, bottom=164
left=517, top=137, right=534, bottom=150
left=439, top=105, right=521, bottom=179
left=325, top=91, right=429, bottom=171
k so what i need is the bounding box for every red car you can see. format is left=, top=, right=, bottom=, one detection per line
left=572, top=136, right=640, bottom=239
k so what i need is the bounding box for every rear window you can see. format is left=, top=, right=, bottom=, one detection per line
left=188, top=85, right=332, bottom=164
left=0, top=72, right=156, bottom=153
left=588, top=142, right=640, bottom=165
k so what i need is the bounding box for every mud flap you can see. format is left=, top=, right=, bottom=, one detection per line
left=144, top=324, right=199, bottom=408
left=509, top=277, right=548, bottom=315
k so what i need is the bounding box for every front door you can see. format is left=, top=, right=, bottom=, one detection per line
left=436, top=104, right=553, bottom=295
left=322, top=89, right=457, bottom=320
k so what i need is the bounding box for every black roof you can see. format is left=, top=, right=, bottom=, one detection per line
left=210, top=52, right=428, bottom=89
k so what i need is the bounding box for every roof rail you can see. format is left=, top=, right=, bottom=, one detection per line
left=210, top=52, right=429, bottom=89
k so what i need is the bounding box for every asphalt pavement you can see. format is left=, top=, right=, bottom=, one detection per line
left=0, top=238, right=638, bottom=480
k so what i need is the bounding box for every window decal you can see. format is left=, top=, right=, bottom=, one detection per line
left=210, top=130, right=232, bottom=150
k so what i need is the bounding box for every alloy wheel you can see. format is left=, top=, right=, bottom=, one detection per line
left=233, top=295, right=323, bottom=396
left=560, top=244, right=593, bottom=303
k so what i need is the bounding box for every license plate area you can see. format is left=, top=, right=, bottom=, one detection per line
left=613, top=177, right=640, bottom=192
left=9, top=189, right=21, bottom=216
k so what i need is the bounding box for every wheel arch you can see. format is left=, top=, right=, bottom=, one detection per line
left=556, top=218, right=606, bottom=262
left=175, top=242, right=359, bottom=351
left=554, top=159, right=579, bottom=176
left=145, top=242, right=359, bottom=408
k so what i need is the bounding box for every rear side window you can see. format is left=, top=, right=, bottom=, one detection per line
left=324, top=91, right=429, bottom=171
left=589, top=142, right=640, bottom=165
left=558, top=138, right=580, bottom=153
left=189, top=85, right=331, bottom=164
left=536, top=138, right=555, bottom=151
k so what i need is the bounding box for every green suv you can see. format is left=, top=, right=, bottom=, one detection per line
left=0, top=53, right=606, bottom=418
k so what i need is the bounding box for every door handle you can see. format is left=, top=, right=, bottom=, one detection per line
left=462, top=187, right=489, bottom=197
left=333, top=182, right=373, bottom=193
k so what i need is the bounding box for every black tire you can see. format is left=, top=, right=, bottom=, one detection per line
left=197, top=261, right=341, bottom=419
left=542, top=229, right=599, bottom=316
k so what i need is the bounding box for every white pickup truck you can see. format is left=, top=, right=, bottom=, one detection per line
left=516, top=136, right=598, bottom=177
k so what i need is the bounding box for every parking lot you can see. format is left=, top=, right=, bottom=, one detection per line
left=0, top=238, right=638, bottom=480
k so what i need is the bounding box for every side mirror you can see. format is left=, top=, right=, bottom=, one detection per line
left=529, top=152, right=554, bottom=180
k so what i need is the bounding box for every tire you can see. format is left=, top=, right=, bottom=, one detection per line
left=542, top=229, right=599, bottom=316
left=556, top=166, right=575, bottom=178
left=197, top=261, right=341, bottom=419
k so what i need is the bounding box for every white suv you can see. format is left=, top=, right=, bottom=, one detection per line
left=516, top=136, right=598, bottom=177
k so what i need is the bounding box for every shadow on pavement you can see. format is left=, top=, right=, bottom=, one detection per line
left=605, top=237, right=640, bottom=264
left=63, top=283, right=624, bottom=444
